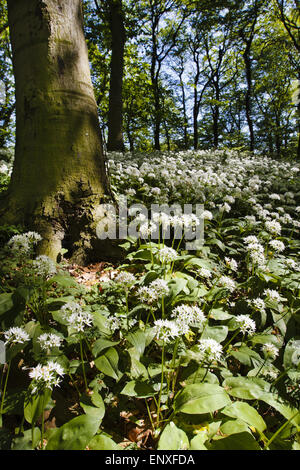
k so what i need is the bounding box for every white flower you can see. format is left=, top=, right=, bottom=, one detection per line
left=264, top=289, right=281, bottom=302
left=225, top=257, right=238, bottom=271
left=149, top=278, right=169, bottom=297
left=153, top=319, right=180, bottom=343
left=157, top=246, right=178, bottom=263
left=4, top=327, right=30, bottom=346
left=198, top=338, right=223, bottom=362
left=105, top=315, right=122, bottom=332
left=269, top=193, right=281, bottom=200
left=29, top=361, right=65, bottom=394
left=61, top=302, right=93, bottom=332
left=235, top=315, right=256, bottom=335
left=198, top=267, right=212, bottom=279
left=171, top=304, right=205, bottom=334
left=261, top=343, right=279, bottom=359
left=284, top=258, right=297, bottom=270
left=200, top=210, right=213, bottom=220
left=251, top=297, right=266, bottom=313
left=269, top=240, right=285, bottom=252
left=7, top=232, right=42, bottom=256
left=243, top=235, right=259, bottom=245
left=218, top=276, right=236, bottom=292
left=265, top=220, right=281, bottom=236
left=114, top=271, right=136, bottom=287
left=32, top=255, right=57, bottom=278
left=37, top=333, right=63, bottom=350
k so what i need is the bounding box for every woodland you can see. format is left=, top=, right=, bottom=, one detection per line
left=0, top=0, right=299, bottom=452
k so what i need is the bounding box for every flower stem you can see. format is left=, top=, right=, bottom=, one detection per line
left=80, top=336, right=88, bottom=392
left=0, top=360, right=11, bottom=417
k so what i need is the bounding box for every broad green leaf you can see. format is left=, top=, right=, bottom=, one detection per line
left=24, top=389, right=52, bottom=425
left=158, top=422, right=189, bottom=450
left=80, top=392, right=105, bottom=421
left=46, top=414, right=101, bottom=450
left=92, top=311, right=111, bottom=336
left=94, top=347, right=122, bottom=381
left=220, top=418, right=250, bottom=435
left=174, top=383, right=231, bottom=415
left=222, top=402, right=266, bottom=433
left=11, top=428, right=41, bottom=450
left=209, top=307, right=233, bottom=320
left=0, top=293, right=13, bottom=315
left=126, top=329, right=154, bottom=357
left=201, top=325, right=228, bottom=343
left=190, top=432, right=208, bottom=450
left=259, top=393, right=300, bottom=429
left=120, top=380, right=155, bottom=398
left=88, top=433, right=122, bottom=450
left=92, top=338, right=120, bottom=358
left=229, top=346, right=261, bottom=367
left=209, top=432, right=261, bottom=450
left=223, top=377, right=270, bottom=400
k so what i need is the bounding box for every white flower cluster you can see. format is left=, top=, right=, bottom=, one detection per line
left=153, top=319, right=180, bottom=343
left=269, top=240, right=285, bottom=253
left=265, top=220, right=281, bottom=236
left=37, top=333, right=63, bottom=351
left=7, top=232, right=42, bottom=256
left=137, top=278, right=169, bottom=304
left=224, top=257, right=238, bottom=271
left=198, top=267, right=212, bottom=279
left=61, top=302, right=93, bottom=332
left=32, top=255, right=57, bottom=279
left=217, top=276, right=236, bottom=292
left=171, top=304, right=205, bottom=334
left=261, top=343, right=279, bottom=359
left=114, top=271, right=136, bottom=287
left=4, top=327, right=30, bottom=346
left=157, top=246, right=178, bottom=263
left=263, top=289, right=281, bottom=303
left=29, top=361, right=65, bottom=394
left=198, top=338, right=223, bottom=362
left=235, top=315, right=256, bottom=335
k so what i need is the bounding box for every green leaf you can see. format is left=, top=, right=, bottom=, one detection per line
left=209, top=432, right=261, bottom=450
left=80, top=392, right=105, bottom=421
left=94, top=347, right=122, bottom=381
left=220, top=418, right=249, bottom=435
left=24, top=389, right=52, bottom=425
left=11, top=428, right=41, bottom=450
left=209, top=307, right=233, bottom=320
left=120, top=380, right=155, bottom=398
left=223, top=377, right=270, bottom=400
left=46, top=414, right=101, bottom=450
left=229, top=346, right=262, bottom=367
left=201, top=325, right=228, bottom=343
left=158, top=422, right=189, bottom=450
left=126, top=328, right=154, bottom=357
left=0, top=293, right=13, bottom=315
left=92, top=338, right=120, bottom=358
left=222, top=401, right=266, bottom=433
left=88, top=433, right=122, bottom=450
left=174, top=383, right=231, bottom=415
left=189, top=432, right=208, bottom=450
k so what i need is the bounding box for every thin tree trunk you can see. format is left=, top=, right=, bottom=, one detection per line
left=107, top=0, right=125, bottom=151
left=2, top=0, right=112, bottom=262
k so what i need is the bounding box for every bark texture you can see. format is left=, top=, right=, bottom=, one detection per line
left=2, top=0, right=113, bottom=263
left=107, top=0, right=125, bottom=152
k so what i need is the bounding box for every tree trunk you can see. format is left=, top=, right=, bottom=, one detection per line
left=2, top=0, right=113, bottom=263
left=107, top=0, right=125, bottom=152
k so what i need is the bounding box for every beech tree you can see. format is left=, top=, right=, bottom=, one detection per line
left=0, top=0, right=112, bottom=262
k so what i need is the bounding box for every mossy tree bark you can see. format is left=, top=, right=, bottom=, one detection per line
left=1, top=0, right=114, bottom=263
